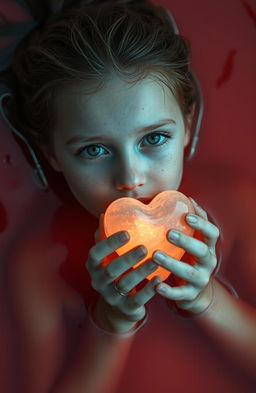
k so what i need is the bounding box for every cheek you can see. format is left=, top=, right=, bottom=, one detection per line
left=156, top=151, right=182, bottom=173
left=154, top=153, right=184, bottom=187
left=62, top=169, right=108, bottom=206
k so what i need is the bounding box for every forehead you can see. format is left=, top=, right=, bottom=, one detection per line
left=52, top=77, right=183, bottom=134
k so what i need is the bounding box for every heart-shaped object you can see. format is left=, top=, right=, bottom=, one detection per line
left=103, top=190, right=195, bottom=281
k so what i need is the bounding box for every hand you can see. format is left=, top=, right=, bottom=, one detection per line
left=86, top=215, right=161, bottom=333
left=152, top=198, right=220, bottom=314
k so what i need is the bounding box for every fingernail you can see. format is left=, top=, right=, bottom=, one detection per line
left=134, top=246, right=147, bottom=258
left=169, top=230, right=180, bottom=241
left=186, top=214, right=197, bottom=223
left=157, top=284, right=167, bottom=293
left=118, top=231, right=129, bottom=243
left=153, top=251, right=165, bottom=262
left=152, top=276, right=163, bottom=286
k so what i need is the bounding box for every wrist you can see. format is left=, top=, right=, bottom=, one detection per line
left=189, top=279, right=215, bottom=316
left=93, top=296, right=144, bottom=334
left=173, top=280, right=214, bottom=317
left=192, top=281, right=213, bottom=314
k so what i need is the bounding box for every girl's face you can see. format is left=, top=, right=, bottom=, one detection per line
left=48, top=77, right=191, bottom=217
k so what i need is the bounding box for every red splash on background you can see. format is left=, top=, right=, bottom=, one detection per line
left=216, top=49, right=237, bottom=88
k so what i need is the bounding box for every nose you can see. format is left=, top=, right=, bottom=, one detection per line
left=114, top=154, right=146, bottom=191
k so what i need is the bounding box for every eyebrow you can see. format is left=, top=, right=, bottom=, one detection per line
left=65, top=119, right=176, bottom=145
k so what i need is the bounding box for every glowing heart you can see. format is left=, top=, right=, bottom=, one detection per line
left=104, top=190, right=195, bottom=281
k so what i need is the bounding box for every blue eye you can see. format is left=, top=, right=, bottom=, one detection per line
left=77, top=145, right=107, bottom=158
left=143, top=132, right=171, bottom=147
left=76, top=132, right=172, bottom=160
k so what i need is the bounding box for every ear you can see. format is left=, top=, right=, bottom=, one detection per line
left=184, top=103, right=196, bottom=148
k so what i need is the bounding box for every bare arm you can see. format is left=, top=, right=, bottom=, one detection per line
left=51, top=298, right=140, bottom=393
left=5, top=294, right=140, bottom=393
left=5, top=245, right=145, bottom=393
left=193, top=277, right=256, bottom=377
left=152, top=195, right=256, bottom=378
left=194, top=177, right=256, bottom=376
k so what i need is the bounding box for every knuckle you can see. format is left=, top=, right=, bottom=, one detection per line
left=186, top=267, right=199, bottom=282
left=214, top=226, right=220, bottom=239
left=178, top=300, right=189, bottom=310
left=88, top=248, right=98, bottom=264
left=104, top=265, right=116, bottom=280
left=107, top=296, right=118, bottom=307
left=127, top=309, right=145, bottom=322
left=182, top=288, right=198, bottom=302
left=131, top=296, right=144, bottom=309
left=176, top=293, right=186, bottom=301
left=120, top=284, right=130, bottom=294
left=123, top=253, right=135, bottom=268
left=91, top=280, right=99, bottom=291
left=200, top=244, right=209, bottom=258
left=199, top=275, right=209, bottom=288
left=116, top=279, right=130, bottom=294
left=190, top=291, right=199, bottom=301
left=210, top=256, right=217, bottom=269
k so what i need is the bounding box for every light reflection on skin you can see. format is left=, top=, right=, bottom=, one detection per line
left=45, top=76, right=192, bottom=217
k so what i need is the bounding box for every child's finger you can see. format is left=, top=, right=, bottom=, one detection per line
left=167, top=230, right=210, bottom=261
left=100, top=245, right=148, bottom=284
left=127, top=276, right=163, bottom=309
left=185, top=213, right=220, bottom=249
left=86, top=230, right=130, bottom=272
left=155, top=282, right=197, bottom=301
left=113, top=259, right=158, bottom=294
left=152, top=252, right=207, bottom=287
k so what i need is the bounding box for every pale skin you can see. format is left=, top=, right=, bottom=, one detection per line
left=153, top=199, right=219, bottom=313
left=5, top=75, right=254, bottom=393
left=48, top=75, right=218, bottom=332
left=86, top=197, right=219, bottom=334
left=47, top=75, right=256, bottom=379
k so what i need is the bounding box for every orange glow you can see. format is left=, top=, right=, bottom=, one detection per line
left=104, top=190, right=195, bottom=281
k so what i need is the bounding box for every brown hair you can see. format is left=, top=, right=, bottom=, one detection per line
left=1, top=0, right=196, bottom=153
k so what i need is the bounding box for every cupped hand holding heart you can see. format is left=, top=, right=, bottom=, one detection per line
left=103, top=190, right=195, bottom=281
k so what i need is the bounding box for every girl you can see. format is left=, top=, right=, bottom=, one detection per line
left=0, top=1, right=255, bottom=392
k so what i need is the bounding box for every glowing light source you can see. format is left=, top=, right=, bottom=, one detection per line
left=104, top=190, right=195, bottom=281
